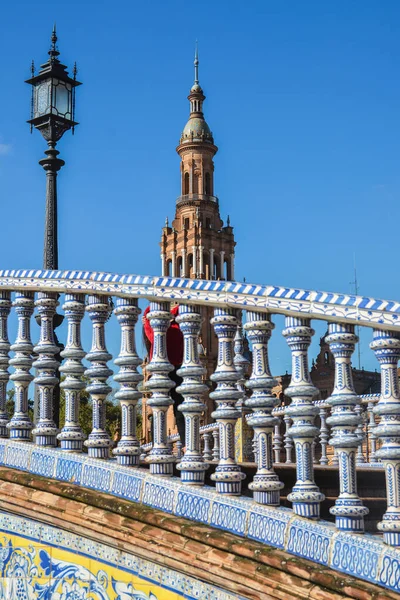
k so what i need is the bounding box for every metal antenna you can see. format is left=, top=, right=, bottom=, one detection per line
left=350, top=253, right=362, bottom=369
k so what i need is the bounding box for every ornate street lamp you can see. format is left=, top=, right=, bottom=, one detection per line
left=26, top=27, right=81, bottom=427
left=26, top=25, right=81, bottom=270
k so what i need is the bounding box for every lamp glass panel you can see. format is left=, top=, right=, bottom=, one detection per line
left=35, top=80, right=51, bottom=117
left=53, top=80, right=72, bottom=119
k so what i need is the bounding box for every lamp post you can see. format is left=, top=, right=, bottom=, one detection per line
left=26, top=27, right=81, bottom=427
left=26, top=25, right=81, bottom=270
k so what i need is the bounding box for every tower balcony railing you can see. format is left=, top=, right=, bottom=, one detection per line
left=176, top=193, right=219, bottom=205
left=0, top=268, right=399, bottom=594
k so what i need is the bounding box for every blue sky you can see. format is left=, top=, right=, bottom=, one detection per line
left=1, top=0, right=399, bottom=375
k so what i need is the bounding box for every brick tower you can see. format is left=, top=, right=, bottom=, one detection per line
left=145, top=50, right=236, bottom=438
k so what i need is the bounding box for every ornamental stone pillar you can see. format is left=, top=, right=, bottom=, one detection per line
left=210, top=249, right=215, bottom=279
left=57, top=294, right=86, bottom=452
left=210, top=308, right=245, bottom=494
left=370, top=330, right=400, bottom=545
left=0, top=292, right=11, bottom=437
left=245, top=311, right=284, bottom=505
left=199, top=246, right=204, bottom=276
left=176, top=304, right=208, bottom=484
left=283, top=316, right=324, bottom=518
left=84, top=295, right=113, bottom=459
left=171, top=251, right=176, bottom=277
left=326, top=323, right=368, bottom=531
left=113, top=297, right=142, bottom=466
left=32, top=292, right=59, bottom=447
left=8, top=292, right=35, bottom=440
left=145, top=301, right=176, bottom=475
left=220, top=251, right=225, bottom=279
left=181, top=248, right=187, bottom=277
left=161, top=253, right=166, bottom=277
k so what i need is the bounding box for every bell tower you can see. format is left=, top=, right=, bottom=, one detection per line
left=160, top=48, right=236, bottom=423
left=160, top=48, right=236, bottom=283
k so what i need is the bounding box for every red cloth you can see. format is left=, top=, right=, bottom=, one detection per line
left=143, top=305, right=183, bottom=366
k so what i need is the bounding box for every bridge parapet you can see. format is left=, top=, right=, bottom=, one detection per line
left=0, top=269, right=400, bottom=594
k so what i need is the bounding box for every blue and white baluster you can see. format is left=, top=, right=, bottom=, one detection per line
left=234, top=316, right=250, bottom=406
left=326, top=323, right=368, bottom=532
left=283, top=317, right=324, bottom=518
left=8, top=292, right=35, bottom=440
left=176, top=304, right=208, bottom=484
left=244, top=312, right=284, bottom=505
left=32, top=293, right=59, bottom=446
left=370, top=330, right=400, bottom=545
left=145, top=302, right=176, bottom=476
left=113, top=297, right=143, bottom=466
left=84, top=295, right=113, bottom=459
left=57, top=294, right=86, bottom=452
left=0, top=292, right=11, bottom=437
left=210, top=308, right=246, bottom=495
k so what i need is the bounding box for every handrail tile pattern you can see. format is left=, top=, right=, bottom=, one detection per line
left=1, top=269, right=400, bottom=329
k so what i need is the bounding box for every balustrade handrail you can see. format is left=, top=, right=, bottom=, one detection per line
left=1, top=268, right=400, bottom=330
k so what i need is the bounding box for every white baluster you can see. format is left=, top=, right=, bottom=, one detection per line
left=0, top=292, right=11, bottom=437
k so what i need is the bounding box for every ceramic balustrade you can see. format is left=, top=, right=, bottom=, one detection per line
left=1, top=275, right=400, bottom=549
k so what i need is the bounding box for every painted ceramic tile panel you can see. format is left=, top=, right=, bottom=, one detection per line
left=0, top=527, right=239, bottom=600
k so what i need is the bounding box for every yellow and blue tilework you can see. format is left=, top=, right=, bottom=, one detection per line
left=0, top=513, right=241, bottom=600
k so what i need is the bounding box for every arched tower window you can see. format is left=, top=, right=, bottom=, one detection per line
left=205, top=172, right=211, bottom=195
left=166, top=260, right=172, bottom=277
left=193, top=173, right=199, bottom=194
left=184, top=172, right=189, bottom=195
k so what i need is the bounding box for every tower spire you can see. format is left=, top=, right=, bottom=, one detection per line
left=194, top=41, right=199, bottom=85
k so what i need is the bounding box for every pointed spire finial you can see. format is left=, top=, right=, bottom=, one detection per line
left=49, top=23, right=60, bottom=61
left=165, top=216, right=169, bottom=227
left=194, top=41, right=199, bottom=85
left=227, top=215, right=230, bottom=227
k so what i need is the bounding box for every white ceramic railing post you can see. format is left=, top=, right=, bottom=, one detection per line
left=113, top=297, right=143, bottom=466
left=176, top=304, right=208, bottom=484
left=318, top=401, right=329, bottom=466
left=283, top=317, right=324, bottom=518
left=326, top=323, right=368, bottom=532
left=273, top=418, right=283, bottom=463
left=57, top=294, right=86, bottom=452
left=355, top=405, right=366, bottom=464
left=202, top=431, right=212, bottom=461
left=0, top=292, right=11, bottom=437
left=244, top=311, right=284, bottom=505
left=370, top=330, right=400, bottom=545
left=84, top=295, right=113, bottom=459
left=284, top=412, right=293, bottom=463
left=32, top=292, right=59, bottom=447
left=210, top=308, right=245, bottom=494
left=8, top=292, right=35, bottom=440
left=367, top=398, right=378, bottom=462
left=145, top=301, right=176, bottom=476
left=212, top=428, right=220, bottom=461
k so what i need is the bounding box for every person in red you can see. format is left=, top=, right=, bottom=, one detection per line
left=143, top=305, right=185, bottom=443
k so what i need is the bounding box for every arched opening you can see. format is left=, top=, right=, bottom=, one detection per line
left=205, top=172, right=211, bottom=195
left=214, top=261, right=220, bottom=280
left=193, top=173, right=199, bottom=194
left=177, top=256, right=183, bottom=277
left=203, top=251, right=209, bottom=279
left=188, top=253, right=194, bottom=278
left=324, top=351, right=329, bottom=365
left=184, top=173, right=189, bottom=195
left=224, top=259, right=229, bottom=280
left=166, top=260, right=172, bottom=277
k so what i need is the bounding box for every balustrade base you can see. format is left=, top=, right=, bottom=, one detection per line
left=9, top=430, right=31, bottom=441
left=383, top=532, right=400, bottom=546
left=179, top=471, right=206, bottom=485
left=214, top=481, right=242, bottom=495
left=335, top=516, right=365, bottom=532
left=35, top=435, right=57, bottom=447
left=253, top=490, right=280, bottom=505
left=88, top=447, right=110, bottom=459
left=150, top=463, right=174, bottom=476
left=117, top=455, right=140, bottom=467
left=60, top=440, right=83, bottom=452
left=292, top=502, right=321, bottom=519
